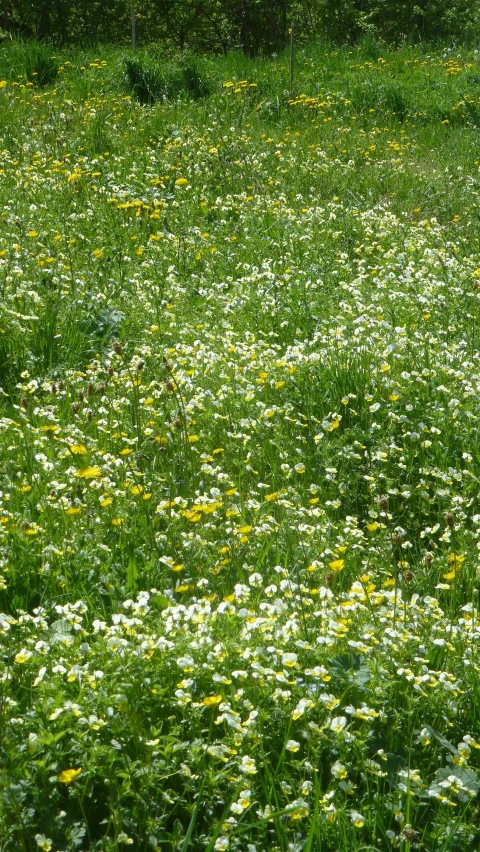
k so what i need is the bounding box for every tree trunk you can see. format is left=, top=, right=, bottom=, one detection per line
left=240, top=1, right=253, bottom=57
left=37, top=0, right=52, bottom=38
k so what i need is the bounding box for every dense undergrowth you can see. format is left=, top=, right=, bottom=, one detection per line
left=1, top=38, right=480, bottom=852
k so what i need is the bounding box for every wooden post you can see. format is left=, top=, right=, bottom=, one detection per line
left=131, top=5, right=136, bottom=52
left=289, top=22, right=294, bottom=98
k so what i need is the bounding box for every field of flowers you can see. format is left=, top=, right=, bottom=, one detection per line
left=1, top=38, right=480, bottom=852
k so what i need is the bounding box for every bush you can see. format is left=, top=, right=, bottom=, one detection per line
left=123, top=55, right=210, bottom=105
left=123, top=56, right=165, bottom=104
left=23, top=42, right=58, bottom=86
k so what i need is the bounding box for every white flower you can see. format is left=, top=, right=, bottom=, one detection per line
left=291, top=698, right=313, bottom=719
left=239, top=755, right=257, bottom=774
left=331, top=761, right=348, bottom=779
left=330, top=715, right=347, bottom=733
left=28, top=733, right=39, bottom=755
left=350, top=811, right=365, bottom=828
left=286, top=739, right=301, bottom=752
left=176, top=655, right=195, bottom=670
left=214, top=838, right=229, bottom=851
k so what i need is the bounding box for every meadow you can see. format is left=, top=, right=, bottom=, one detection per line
left=1, top=37, right=480, bottom=851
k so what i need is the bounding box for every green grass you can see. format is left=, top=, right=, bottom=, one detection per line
left=1, top=37, right=480, bottom=852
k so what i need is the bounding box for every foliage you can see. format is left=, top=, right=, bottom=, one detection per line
left=2, top=0, right=480, bottom=51
left=2, top=37, right=480, bottom=851
left=123, top=54, right=210, bottom=104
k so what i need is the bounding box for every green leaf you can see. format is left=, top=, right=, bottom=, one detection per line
left=434, top=766, right=480, bottom=794
left=424, top=725, right=457, bottom=755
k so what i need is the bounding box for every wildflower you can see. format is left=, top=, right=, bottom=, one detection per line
left=35, top=836, right=52, bottom=851
left=331, top=761, right=348, bottom=780
left=14, top=649, right=32, bottom=664
left=75, top=466, right=102, bottom=479
left=203, top=695, right=223, bottom=707
left=286, top=739, right=301, bottom=752
left=239, top=755, right=257, bottom=774
left=330, top=716, right=347, bottom=733
left=58, top=768, right=82, bottom=784
left=289, top=798, right=309, bottom=818
left=350, top=811, right=365, bottom=828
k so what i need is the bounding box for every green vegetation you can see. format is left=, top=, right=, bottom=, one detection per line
left=1, top=38, right=480, bottom=851
left=2, top=0, right=480, bottom=53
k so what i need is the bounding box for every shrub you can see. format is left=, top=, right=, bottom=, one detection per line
left=23, top=42, right=58, bottom=86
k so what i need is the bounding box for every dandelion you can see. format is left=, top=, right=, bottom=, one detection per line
left=75, top=466, right=102, bottom=479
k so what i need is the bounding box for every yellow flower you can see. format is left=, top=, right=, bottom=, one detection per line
left=175, top=178, right=189, bottom=187
left=58, top=768, right=82, bottom=784
left=69, top=444, right=88, bottom=455
left=15, top=649, right=32, bottom=664
left=328, top=559, right=344, bottom=572
left=202, top=694, right=223, bottom=707
left=92, top=248, right=103, bottom=258
left=366, top=522, right=379, bottom=532
left=75, top=466, right=102, bottom=479
left=443, top=553, right=465, bottom=580
left=0, top=81, right=7, bottom=89
left=187, top=435, right=199, bottom=443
